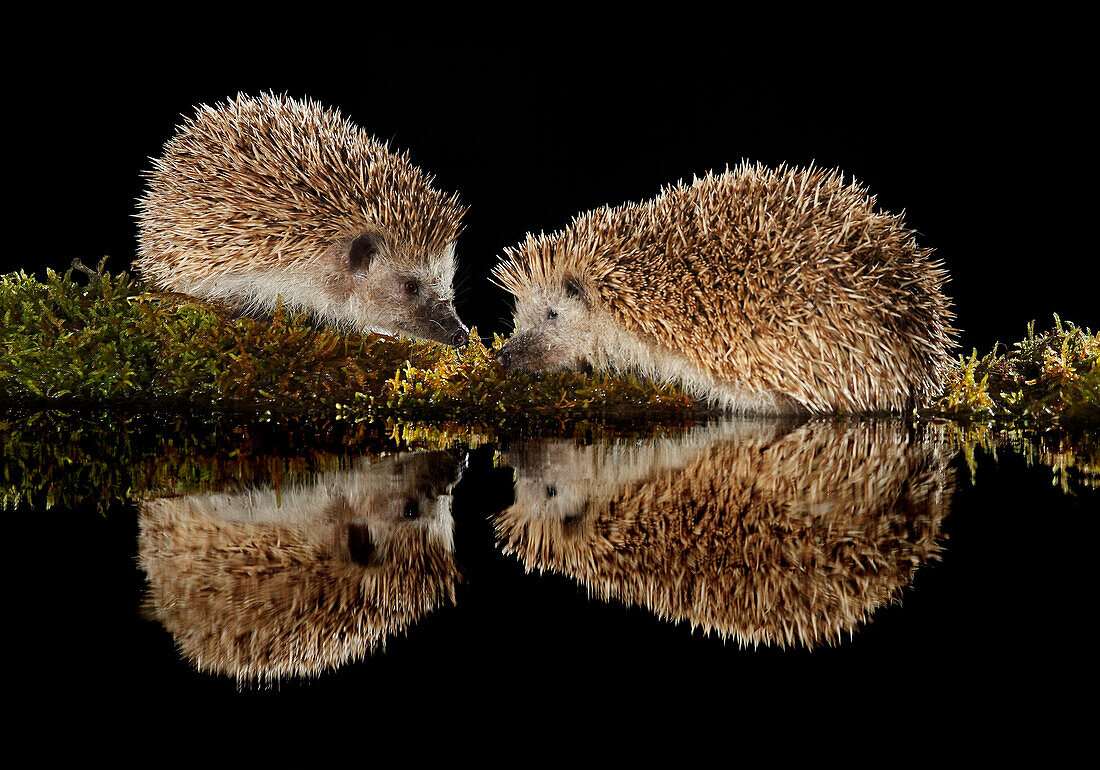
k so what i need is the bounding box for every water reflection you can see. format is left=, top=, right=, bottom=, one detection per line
left=138, top=450, right=463, bottom=682
left=495, top=419, right=953, bottom=648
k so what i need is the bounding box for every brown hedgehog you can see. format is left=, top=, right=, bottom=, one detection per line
left=138, top=451, right=462, bottom=683
left=494, top=419, right=953, bottom=647
left=492, top=163, right=957, bottom=412
left=136, top=92, right=469, bottom=346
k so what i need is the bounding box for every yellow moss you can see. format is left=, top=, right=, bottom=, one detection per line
left=2, top=265, right=695, bottom=420
left=3, top=267, right=1095, bottom=428
left=927, top=316, right=1098, bottom=426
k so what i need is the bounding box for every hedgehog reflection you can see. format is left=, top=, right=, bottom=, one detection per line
left=138, top=450, right=463, bottom=683
left=495, top=420, right=952, bottom=648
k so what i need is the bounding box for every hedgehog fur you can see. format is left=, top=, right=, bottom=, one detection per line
left=139, top=451, right=462, bottom=683
left=494, top=420, right=952, bottom=648
left=492, top=163, right=957, bottom=413
left=136, top=92, right=469, bottom=346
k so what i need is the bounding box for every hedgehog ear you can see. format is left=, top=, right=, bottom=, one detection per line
left=348, top=232, right=383, bottom=274
left=564, top=275, right=588, bottom=305
left=346, top=522, right=375, bottom=565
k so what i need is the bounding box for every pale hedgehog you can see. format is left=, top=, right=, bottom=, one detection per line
left=494, top=420, right=952, bottom=648
left=492, top=163, right=957, bottom=413
left=136, top=92, right=470, bottom=346
left=139, top=451, right=462, bottom=682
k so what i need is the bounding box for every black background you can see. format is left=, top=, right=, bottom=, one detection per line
left=8, top=29, right=1096, bottom=353
left=6, top=22, right=1096, bottom=744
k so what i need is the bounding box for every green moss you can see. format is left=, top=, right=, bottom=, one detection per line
left=926, top=316, right=1099, bottom=426
left=7, top=266, right=1094, bottom=513
left=3, top=266, right=1096, bottom=427
left=936, top=419, right=1099, bottom=492
left=1, top=263, right=695, bottom=419
left=370, top=330, right=694, bottom=420
left=0, top=408, right=709, bottom=512
left=0, top=409, right=349, bottom=513
left=922, top=318, right=1099, bottom=492
left=0, top=262, right=446, bottom=409
left=6, top=407, right=1096, bottom=515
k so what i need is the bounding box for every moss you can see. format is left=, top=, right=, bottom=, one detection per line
left=0, top=407, right=709, bottom=513
left=3, top=265, right=1095, bottom=428
left=7, top=264, right=1095, bottom=516
left=935, top=418, right=1099, bottom=492
left=1, top=262, right=443, bottom=409
left=6, top=407, right=1096, bottom=516
left=923, top=319, right=1099, bottom=491
left=369, top=330, right=694, bottom=420
left=925, top=316, right=1099, bottom=426
left=0, top=408, right=390, bottom=513
left=1, top=263, right=695, bottom=419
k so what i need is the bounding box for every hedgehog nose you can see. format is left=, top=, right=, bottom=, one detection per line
left=451, top=327, right=468, bottom=347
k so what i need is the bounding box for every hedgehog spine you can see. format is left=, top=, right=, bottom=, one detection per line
left=136, top=92, right=469, bottom=346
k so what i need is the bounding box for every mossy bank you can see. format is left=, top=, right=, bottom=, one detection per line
left=1, top=263, right=693, bottom=420
left=2, top=263, right=1096, bottom=426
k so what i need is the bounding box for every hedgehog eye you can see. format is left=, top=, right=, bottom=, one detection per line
left=403, top=500, right=419, bottom=518
left=404, top=280, right=419, bottom=296
left=546, top=485, right=557, bottom=498
left=547, top=309, right=558, bottom=320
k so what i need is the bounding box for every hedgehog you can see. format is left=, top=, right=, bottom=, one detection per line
left=494, top=420, right=953, bottom=648
left=138, top=451, right=463, bottom=682
left=492, top=163, right=957, bottom=413
left=136, top=92, right=470, bottom=346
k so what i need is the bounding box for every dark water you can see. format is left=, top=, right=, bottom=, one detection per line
left=9, top=412, right=1096, bottom=722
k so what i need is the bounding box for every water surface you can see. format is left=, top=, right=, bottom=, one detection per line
left=8, top=410, right=1095, bottom=711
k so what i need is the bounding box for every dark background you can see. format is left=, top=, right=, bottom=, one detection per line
left=8, top=34, right=1096, bottom=354
left=6, top=26, right=1096, bottom=744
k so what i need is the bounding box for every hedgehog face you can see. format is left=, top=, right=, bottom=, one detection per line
left=495, top=441, right=621, bottom=568
left=511, top=467, right=600, bottom=537
left=511, top=446, right=591, bottom=527
left=497, top=277, right=598, bottom=372
left=138, top=449, right=463, bottom=681
left=338, top=232, right=468, bottom=347
left=339, top=450, right=462, bottom=566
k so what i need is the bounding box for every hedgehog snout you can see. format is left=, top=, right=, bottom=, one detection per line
left=426, top=301, right=469, bottom=347
left=444, top=312, right=469, bottom=347
left=495, top=333, right=565, bottom=372
left=496, top=334, right=527, bottom=370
